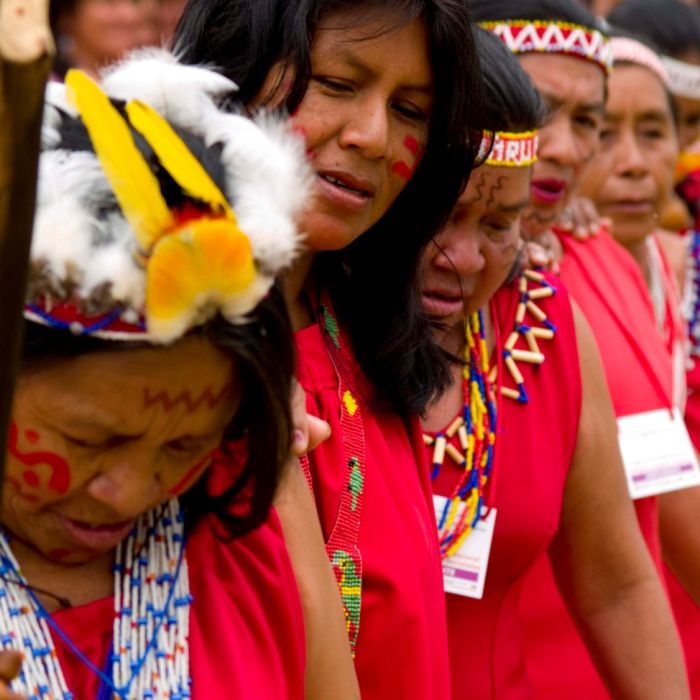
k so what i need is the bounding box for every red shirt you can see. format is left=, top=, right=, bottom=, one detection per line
left=296, top=321, right=451, bottom=700
left=51, top=509, right=306, bottom=699
left=430, top=270, right=582, bottom=698
left=521, top=230, right=677, bottom=698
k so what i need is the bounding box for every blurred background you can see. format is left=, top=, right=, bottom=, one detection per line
left=49, top=0, right=187, bottom=79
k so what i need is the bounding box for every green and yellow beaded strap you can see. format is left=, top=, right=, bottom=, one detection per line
left=300, top=297, right=366, bottom=656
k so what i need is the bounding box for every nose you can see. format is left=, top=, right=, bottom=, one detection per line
left=433, top=227, right=485, bottom=278
left=539, top=112, right=587, bottom=169
left=86, top=446, right=162, bottom=518
left=338, top=96, right=390, bottom=160
left=615, top=130, right=648, bottom=179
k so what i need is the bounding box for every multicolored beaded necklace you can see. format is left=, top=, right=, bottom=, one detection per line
left=684, top=229, right=700, bottom=358
left=424, top=310, right=497, bottom=558
left=0, top=499, right=191, bottom=700
left=424, top=269, right=558, bottom=557
left=299, top=297, right=366, bottom=658
left=488, top=269, right=557, bottom=404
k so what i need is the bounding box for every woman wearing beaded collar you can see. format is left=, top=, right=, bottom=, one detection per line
left=420, top=27, right=688, bottom=699
left=472, top=0, right=694, bottom=696
left=174, top=2, right=487, bottom=697
left=0, top=52, right=359, bottom=699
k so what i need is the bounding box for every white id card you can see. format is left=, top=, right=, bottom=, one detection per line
left=617, top=408, right=700, bottom=500
left=433, top=495, right=496, bottom=600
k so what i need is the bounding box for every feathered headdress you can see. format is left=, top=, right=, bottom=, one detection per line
left=26, top=49, right=312, bottom=343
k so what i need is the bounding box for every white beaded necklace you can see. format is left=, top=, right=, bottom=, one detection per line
left=0, top=498, right=191, bottom=700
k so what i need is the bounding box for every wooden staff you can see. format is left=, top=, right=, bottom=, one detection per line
left=0, top=0, right=53, bottom=483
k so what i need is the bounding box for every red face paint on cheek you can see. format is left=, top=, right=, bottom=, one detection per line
left=391, top=136, right=425, bottom=181
left=167, top=455, right=212, bottom=497
left=404, top=135, right=421, bottom=157
left=391, top=161, right=413, bottom=180
left=7, top=422, right=71, bottom=495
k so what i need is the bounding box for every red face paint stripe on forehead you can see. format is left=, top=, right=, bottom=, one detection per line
left=7, top=422, right=71, bottom=494
left=143, top=384, right=232, bottom=415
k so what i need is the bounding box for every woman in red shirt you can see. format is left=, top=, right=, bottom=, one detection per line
left=0, top=53, right=356, bottom=699
left=175, top=2, right=488, bottom=696
left=421, top=27, right=688, bottom=699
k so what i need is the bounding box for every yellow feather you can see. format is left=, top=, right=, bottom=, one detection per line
left=65, top=69, right=173, bottom=252
left=126, top=100, right=234, bottom=220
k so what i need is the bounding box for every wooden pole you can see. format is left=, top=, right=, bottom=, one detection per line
left=0, top=0, right=53, bottom=486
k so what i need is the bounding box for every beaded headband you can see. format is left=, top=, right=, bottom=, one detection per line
left=480, top=19, right=613, bottom=74
left=609, top=37, right=669, bottom=87
left=27, top=49, right=311, bottom=343
left=661, top=56, right=700, bottom=100
left=479, top=130, right=539, bottom=168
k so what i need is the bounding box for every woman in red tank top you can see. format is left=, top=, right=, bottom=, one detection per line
left=574, top=35, right=700, bottom=698
left=470, top=3, right=698, bottom=695
left=420, top=26, right=688, bottom=699
left=0, top=53, right=357, bottom=699
left=175, top=3, right=492, bottom=697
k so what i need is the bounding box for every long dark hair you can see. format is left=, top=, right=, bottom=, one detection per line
left=607, top=0, right=700, bottom=60
left=470, top=0, right=601, bottom=28
left=175, top=0, right=487, bottom=414
left=477, top=28, right=546, bottom=133
left=21, top=289, right=295, bottom=540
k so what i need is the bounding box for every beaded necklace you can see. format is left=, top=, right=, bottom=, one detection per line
left=424, top=310, right=497, bottom=558
left=0, top=499, right=191, bottom=700
left=684, top=229, right=700, bottom=359
left=299, top=296, right=366, bottom=658
left=488, top=269, right=557, bottom=404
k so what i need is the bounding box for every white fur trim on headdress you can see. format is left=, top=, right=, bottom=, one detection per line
left=28, top=49, right=312, bottom=343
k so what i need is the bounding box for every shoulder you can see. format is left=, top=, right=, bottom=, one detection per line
left=655, top=229, right=687, bottom=294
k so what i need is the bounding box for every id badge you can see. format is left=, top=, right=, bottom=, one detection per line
left=433, top=495, right=496, bottom=600
left=617, top=408, right=700, bottom=499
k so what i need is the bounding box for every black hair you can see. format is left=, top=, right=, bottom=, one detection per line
left=476, top=28, right=546, bottom=133
left=49, top=0, right=83, bottom=78
left=23, top=104, right=296, bottom=540
left=470, top=0, right=601, bottom=30
left=607, top=0, right=700, bottom=60
left=175, top=0, right=487, bottom=415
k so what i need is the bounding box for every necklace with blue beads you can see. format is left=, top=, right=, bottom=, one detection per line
left=0, top=499, right=191, bottom=700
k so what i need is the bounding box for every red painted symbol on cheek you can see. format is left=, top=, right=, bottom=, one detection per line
left=391, top=136, right=425, bottom=181
left=404, top=135, right=421, bottom=156
left=22, top=471, right=40, bottom=488
left=7, top=422, right=71, bottom=495
left=167, top=455, right=212, bottom=497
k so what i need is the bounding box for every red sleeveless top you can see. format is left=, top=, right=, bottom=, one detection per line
left=50, top=509, right=306, bottom=699
left=429, top=269, right=582, bottom=699
left=296, top=321, right=451, bottom=700
left=521, top=229, right=678, bottom=698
